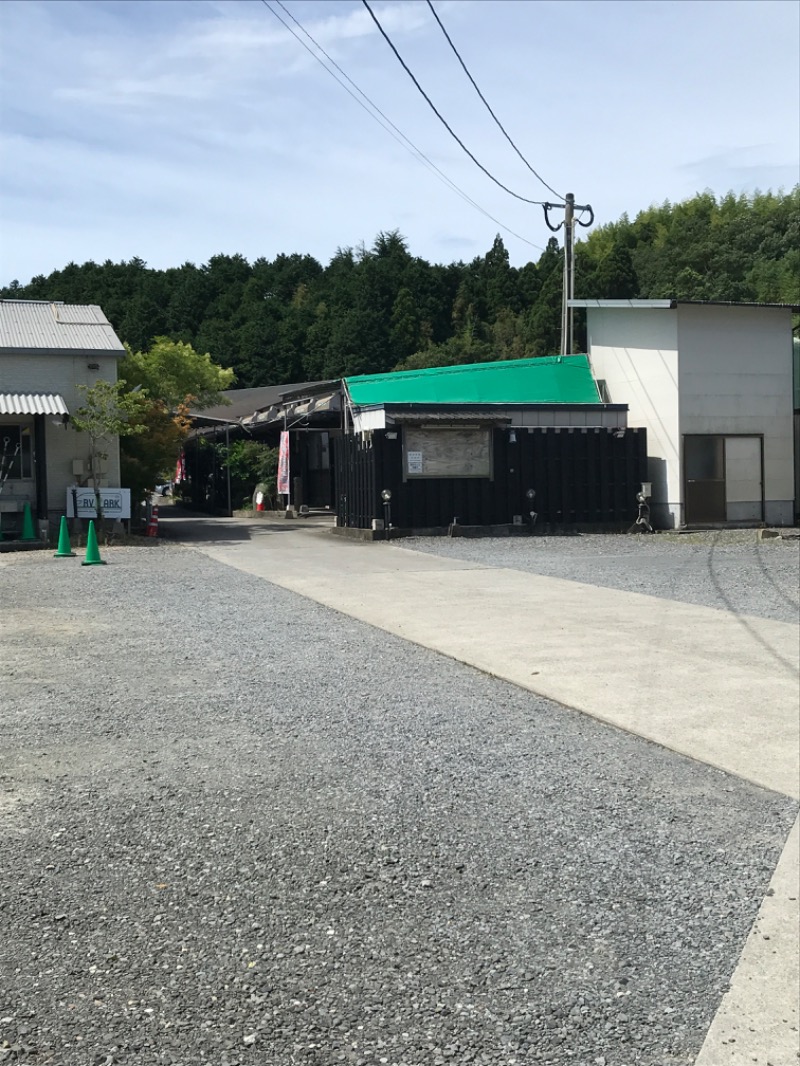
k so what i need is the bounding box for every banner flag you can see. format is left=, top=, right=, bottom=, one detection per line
left=277, top=431, right=290, bottom=495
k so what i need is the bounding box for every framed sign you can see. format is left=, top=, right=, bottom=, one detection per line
left=66, top=487, right=131, bottom=519
left=404, top=427, right=492, bottom=479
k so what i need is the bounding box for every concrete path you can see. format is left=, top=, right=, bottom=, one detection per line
left=163, top=511, right=800, bottom=1065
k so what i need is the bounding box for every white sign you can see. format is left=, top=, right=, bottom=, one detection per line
left=66, top=487, right=131, bottom=519
left=407, top=450, right=423, bottom=474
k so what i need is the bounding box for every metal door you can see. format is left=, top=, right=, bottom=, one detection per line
left=684, top=435, right=725, bottom=524
left=724, top=436, right=763, bottom=522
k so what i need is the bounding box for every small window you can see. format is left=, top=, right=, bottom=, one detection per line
left=0, top=425, right=33, bottom=480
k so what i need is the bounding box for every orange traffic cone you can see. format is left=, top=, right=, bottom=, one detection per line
left=146, top=504, right=159, bottom=537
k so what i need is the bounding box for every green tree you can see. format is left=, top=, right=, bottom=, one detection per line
left=119, top=337, right=235, bottom=410
left=118, top=339, right=234, bottom=507
left=71, top=380, right=149, bottom=522
left=390, top=287, right=421, bottom=362
left=4, top=190, right=797, bottom=385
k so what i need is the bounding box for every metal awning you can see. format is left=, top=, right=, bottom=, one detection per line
left=292, top=392, right=341, bottom=417
left=245, top=391, right=341, bottom=426
left=0, top=392, right=69, bottom=416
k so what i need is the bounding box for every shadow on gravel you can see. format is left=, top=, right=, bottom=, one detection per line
left=706, top=537, right=799, bottom=677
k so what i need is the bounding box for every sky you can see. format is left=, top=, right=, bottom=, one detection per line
left=1, top=0, right=798, bottom=285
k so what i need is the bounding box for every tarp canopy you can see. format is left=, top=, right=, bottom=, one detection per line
left=345, top=355, right=600, bottom=407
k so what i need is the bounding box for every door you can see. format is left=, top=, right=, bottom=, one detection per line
left=723, top=436, right=763, bottom=522
left=684, top=435, right=725, bottom=524
left=683, top=435, right=763, bottom=525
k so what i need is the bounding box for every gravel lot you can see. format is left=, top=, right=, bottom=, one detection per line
left=1, top=546, right=796, bottom=1066
left=400, top=531, right=800, bottom=624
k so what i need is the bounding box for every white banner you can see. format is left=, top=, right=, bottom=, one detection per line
left=66, top=487, right=131, bottom=519
left=277, top=431, right=290, bottom=495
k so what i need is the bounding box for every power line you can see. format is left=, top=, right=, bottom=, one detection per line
left=360, top=0, right=551, bottom=208
left=425, top=0, right=564, bottom=201
left=259, top=0, right=543, bottom=251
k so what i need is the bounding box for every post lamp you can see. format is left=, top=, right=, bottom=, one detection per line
left=381, top=488, right=392, bottom=539
left=526, top=488, right=537, bottom=531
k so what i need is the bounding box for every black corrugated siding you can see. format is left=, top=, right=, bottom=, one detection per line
left=336, top=426, right=648, bottom=529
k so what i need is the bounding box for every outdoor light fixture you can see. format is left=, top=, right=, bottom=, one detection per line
left=526, top=488, right=538, bottom=530
left=381, top=489, right=392, bottom=540
left=509, top=429, right=517, bottom=443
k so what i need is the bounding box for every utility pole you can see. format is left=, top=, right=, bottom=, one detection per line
left=544, top=193, right=594, bottom=356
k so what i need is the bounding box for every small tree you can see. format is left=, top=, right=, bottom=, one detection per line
left=71, top=380, right=148, bottom=523
left=118, top=338, right=235, bottom=508
left=217, top=439, right=279, bottom=507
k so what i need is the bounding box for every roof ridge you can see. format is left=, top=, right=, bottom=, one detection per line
left=348, top=354, right=588, bottom=384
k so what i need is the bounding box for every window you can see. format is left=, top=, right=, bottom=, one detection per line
left=0, top=425, right=33, bottom=480
left=403, top=426, right=492, bottom=479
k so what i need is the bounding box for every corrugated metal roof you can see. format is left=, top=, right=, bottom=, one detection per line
left=345, top=356, right=600, bottom=407
left=0, top=300, right=125, bottom=352
left=569, top=298, right=800, bottom=312
left=187, top=383, right=319, bottom=423
left=0, top=392, right=69, bottom=416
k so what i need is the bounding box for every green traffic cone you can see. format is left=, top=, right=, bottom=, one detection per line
left=81, top=520, right=106, bottom=566
left=54, top=516, right=77, bottom=558
left=20, top=501, right=37, bottom=541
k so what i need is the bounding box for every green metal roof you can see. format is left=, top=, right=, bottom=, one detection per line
left=345, top=355, right=600, bottom=407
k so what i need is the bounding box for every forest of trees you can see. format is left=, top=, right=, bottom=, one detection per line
left=3, top=189, right=798, bottom=389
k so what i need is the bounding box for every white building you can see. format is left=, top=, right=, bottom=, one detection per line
left=571, top=300, right=798, bottom=528
left=0, top=300, right=125, bottom=535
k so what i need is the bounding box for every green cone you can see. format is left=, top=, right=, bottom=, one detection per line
left=54, top=516, right=77, bottom=558
left=81, top=520, right=106, bottom=566
left=20, top=501, right=37, bottom=541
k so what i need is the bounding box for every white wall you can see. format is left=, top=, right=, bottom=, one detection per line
left=0, top=351, right=121, bottom=520
left=677, top=305, right=795, bottom=525
left=586, top=308, right=680, bottom=527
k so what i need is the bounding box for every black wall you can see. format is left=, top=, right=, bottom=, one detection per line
left=336, top=426, right=648, bottom=530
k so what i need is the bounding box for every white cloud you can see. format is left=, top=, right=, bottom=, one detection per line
left=51, top=0, right=438, bottom=110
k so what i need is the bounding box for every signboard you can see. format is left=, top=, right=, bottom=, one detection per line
left=404, top=428, right=491, bottom=479
left=277, top=431, right=291, bottom=495
left=66, top=487, right=131, bottom=519
left=407, top=450, right=423, bottom=475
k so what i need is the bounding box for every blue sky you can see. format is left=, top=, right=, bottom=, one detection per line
left=1, top=0, right=798, bottom=284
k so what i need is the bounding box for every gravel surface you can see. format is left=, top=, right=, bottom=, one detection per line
left=399, top=531, right=800, bottom=624
left=1, top=546, right=796, bottom=1066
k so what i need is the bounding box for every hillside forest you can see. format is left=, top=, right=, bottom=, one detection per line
left=3, top=189, right=798, bottom=389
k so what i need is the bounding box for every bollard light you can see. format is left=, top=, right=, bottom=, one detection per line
left=381, top=489, right=392, bottom=540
